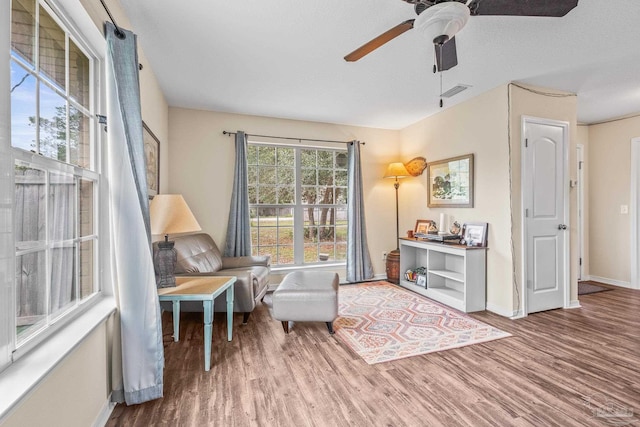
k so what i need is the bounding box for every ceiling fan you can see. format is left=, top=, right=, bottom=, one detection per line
left=344, top=0, right=580, bottom=72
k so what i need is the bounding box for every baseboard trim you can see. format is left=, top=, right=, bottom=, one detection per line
left=567, top=299, right=582, bottom=309
left=486, top=302, right=520, bottom=318
left=92, top=395, right=116, bottom=427
left=589, top=275, right=636, bottom=289
left=373, top=273, right=387, bottom=281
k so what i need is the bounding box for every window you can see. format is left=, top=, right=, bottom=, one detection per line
left=248, top=143, right=348, bottom=266
left=8, top=0, right=100, bottom=356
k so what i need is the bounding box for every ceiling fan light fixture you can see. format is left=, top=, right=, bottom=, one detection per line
left=414, top=2, right=470, bottom=45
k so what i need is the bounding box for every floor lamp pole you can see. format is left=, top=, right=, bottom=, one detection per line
left=394, top=179, right=400, bottom=250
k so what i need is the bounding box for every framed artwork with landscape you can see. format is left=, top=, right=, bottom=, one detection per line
left=427, top=153, right=474, bottom=208
left=143, top=122, right=160, bottom=197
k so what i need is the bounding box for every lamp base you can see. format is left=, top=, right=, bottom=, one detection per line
left=154, top=240, right=177, bottom=288
left=385, top=249, right=400, bottom=284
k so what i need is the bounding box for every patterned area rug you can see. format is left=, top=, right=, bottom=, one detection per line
left=578, top=281, right=612, bottom=295
left=334, top=282, right=511, bottom=364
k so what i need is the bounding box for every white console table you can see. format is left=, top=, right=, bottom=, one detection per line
left=398, top=238, right=487, bottom=312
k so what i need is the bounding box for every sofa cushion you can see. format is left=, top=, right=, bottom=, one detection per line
left=173, top=233, right=223, bottom=274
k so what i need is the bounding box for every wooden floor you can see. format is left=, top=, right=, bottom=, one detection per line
left=107, top=284, right=640, bottom=426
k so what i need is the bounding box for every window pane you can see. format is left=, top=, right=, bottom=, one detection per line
left=257, top=186, right=276, bottom=204
left=50, top=245, right=75, bottom=317
left=257, top=246, right=275, bottom=260
left=318, top=169, right=333, bottom=185
left=336, top=243, right=347, bottom=261
left=247, top=165, right=257, bottom=184
left=301, top=149, right=316, bottom=167
left=277, top=167, right=294, bottom=185
left=336, top=226, right=347, bottom=243
left=259, top=166, right=275, bottom=185
left=318, top=151, right=333, bottom=168
left=318, top=187, right=334, bottom=204
left=248, top=185, right=257, bottom=204
left=277, top=208, right=294, bottom=225
left=320, top=243, right=335, bottom=260
left=304, top=207, right=320, bottom=226
left=78, top=178, right=94, bottom=237
left=39, top=5, right=66, bottom=91
left=79, top=240, right=94, bottom=299
left=39, top=82, right=67, bottom=162
left=16, top=250, right=47, bottom=343
left=14, top=164, right=46, bottom=246
left=335, top=152, right=348, bottom=169
left=301, top=187, right=316, bottom=204
left=301, top=169, right=316, bottom=186
left=276, top=147, right=294, bottom=166
left=247, top=145, right=257, bottom=164
left=304, top=244, right=318, bottom=263
left=257, top=146, right=275, bottom=165
left=10, top=60, right=37, bottom=152
left=69, top=106, right=90, bottom=168
left=336, top=187, right=347, bottom=204
left=304, top=227, right=318, bottom=244
left=335, top=170, right=347, bottom=186
left=11, top=0, right=36, bottom=66
left=278, top=227, right=294, bottom=245
left=277, top=246, right=293, bottom=265
left=49, top=171, right=75, bottom=241
left=277, top=186, right=294, bottom=204
left=68, top=39, right=90, bottom=108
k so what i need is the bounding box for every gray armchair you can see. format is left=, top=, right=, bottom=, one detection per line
left=154, top=233, right=270, bottom=323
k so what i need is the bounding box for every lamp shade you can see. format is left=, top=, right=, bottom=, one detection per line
left=383, top=162, right=411, bottom=179
left=414, top=2, right=470, bottom=44
left=150, top=194, right=202, bottom=235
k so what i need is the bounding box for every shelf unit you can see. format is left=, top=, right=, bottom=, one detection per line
left=398, top=238, right=487, bottom=312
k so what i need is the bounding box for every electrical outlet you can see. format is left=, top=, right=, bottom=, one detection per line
left=621, top=205, right=629, bottom=214
left=382, top=251, right=388, bottom=261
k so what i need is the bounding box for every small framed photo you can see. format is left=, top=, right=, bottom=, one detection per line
left=414, top=219, right=435, bottom=235
left=460, top=222, right=488, bottom=247
left=416, top=274, right=427, bottom=287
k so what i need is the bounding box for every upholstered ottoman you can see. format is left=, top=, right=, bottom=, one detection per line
left=272, top=271, right=339, bottom=334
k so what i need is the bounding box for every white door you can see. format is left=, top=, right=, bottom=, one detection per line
left=523, top=118, right=568, bottom=313
left=577, top=144, right=584, bottom=281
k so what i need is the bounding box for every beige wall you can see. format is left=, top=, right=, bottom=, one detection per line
left=168, top=108, right=401, bottom=280
left=508, top=84, right=579, bottom=307
left=587, top=115, right=640, bottom=284
left=2, top=324, right=109, bottom=427
left=400, top=85, right=514, bottom=314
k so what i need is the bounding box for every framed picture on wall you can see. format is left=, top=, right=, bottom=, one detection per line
left=427, top=153, right=474, bottom=208
left=143, top=122, right=160, bottom=197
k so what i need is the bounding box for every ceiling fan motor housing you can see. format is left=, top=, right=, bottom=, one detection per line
left=414, top=1, right=470, bottom=45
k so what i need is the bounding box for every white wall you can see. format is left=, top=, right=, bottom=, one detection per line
left=587, top=115, right=640, bottom=285
left=168, top=108, right=401, bottom=280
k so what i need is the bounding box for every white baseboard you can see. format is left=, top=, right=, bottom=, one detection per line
left=486, top=302, right=521, bottom=318
left=567, top=299, right=582, bottom=309
left=374, top=273, right=387, bottom=281
left=92, top=396, right=116, bottom=427
left=579, top=275, right=591, bottom=282
left=589, top=275, right=636, bottom=289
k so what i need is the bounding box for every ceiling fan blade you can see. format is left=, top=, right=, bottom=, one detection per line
left=344, top=20, right=415, bottom=62
left=434, top=37, right=458, bottom=72
left=470, top=0, right=579, bottom=17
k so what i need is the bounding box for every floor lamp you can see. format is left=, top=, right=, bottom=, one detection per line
left=384, top=162, right=410, bottom=284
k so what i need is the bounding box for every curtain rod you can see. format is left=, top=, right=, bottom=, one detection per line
left=222, top=131, right=364, bottom=145
left=99, top=0, right=125, bottom=39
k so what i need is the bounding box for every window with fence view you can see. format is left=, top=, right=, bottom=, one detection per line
left=11, top=0, right=99, bottom=349
left=248, top=143, right=348, bottom=266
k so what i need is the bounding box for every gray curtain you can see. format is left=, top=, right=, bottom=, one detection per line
left=346, top=141, right=374, bottom=282
left=224, top=131, right=251, bottom=257
left=106, top=22, right=164, bottom=405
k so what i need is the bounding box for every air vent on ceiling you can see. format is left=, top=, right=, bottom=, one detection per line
left=441, top=84, right=471, bottom=98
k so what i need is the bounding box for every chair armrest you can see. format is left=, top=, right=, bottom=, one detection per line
left=221, top=255, right=271, bottom=270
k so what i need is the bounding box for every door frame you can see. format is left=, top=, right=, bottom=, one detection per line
left=520, top=116, right=571, bottom=316
left=577, top=144, right=584, bottom=281
left=631, top=138, right=640, bottom=289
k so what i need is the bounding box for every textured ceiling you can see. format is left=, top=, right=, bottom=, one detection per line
left=120, top=0, right=640, bottom=129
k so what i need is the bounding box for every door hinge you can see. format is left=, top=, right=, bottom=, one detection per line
left=525, top=138, right=528, bottom=148
left=525, top=208, right=529, bottom=218
left=579, top=257, right=582, bottom=266
left=579, top=161, right=583, bottom=170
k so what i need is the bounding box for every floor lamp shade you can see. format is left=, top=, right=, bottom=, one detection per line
left=150, top=195, right=202, bottom=287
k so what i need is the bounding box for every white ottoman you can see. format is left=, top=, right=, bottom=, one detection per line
left=272, top=271, right=339, bottom=334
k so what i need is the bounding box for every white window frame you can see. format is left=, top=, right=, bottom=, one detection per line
left=248, top=141, right=348, bottom=268
left=1, top=0, right=105, bottom=373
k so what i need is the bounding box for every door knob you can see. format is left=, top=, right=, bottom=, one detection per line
left=558, top=224, right=567, bottom=230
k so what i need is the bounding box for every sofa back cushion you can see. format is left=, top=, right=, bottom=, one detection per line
left=173, top=233, right=223, bottom=273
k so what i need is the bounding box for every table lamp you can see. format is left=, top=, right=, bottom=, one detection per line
left=383, top=162, right=411, bottom=284
left=150, top=194, right=202, bottom=287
